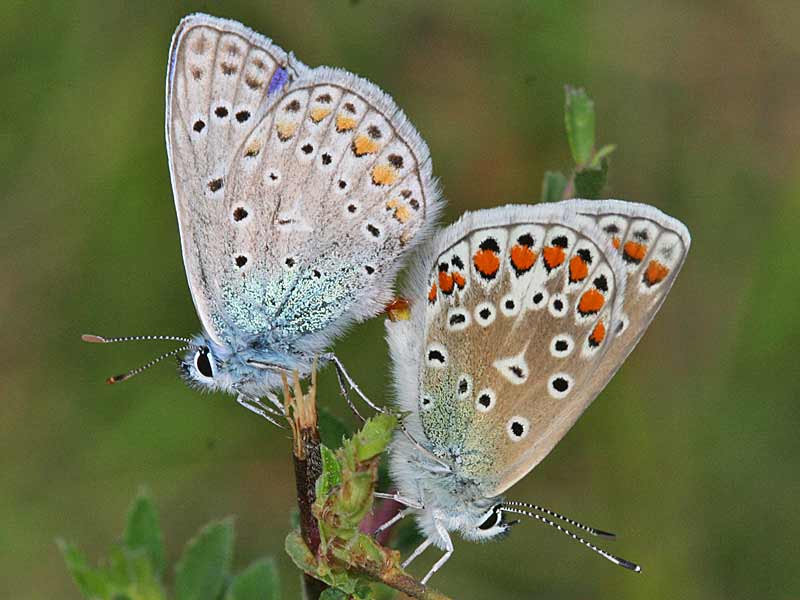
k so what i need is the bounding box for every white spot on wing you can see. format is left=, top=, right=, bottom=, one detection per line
left=474, top=301, right=496, bottom=327
left=475, top=388, right=496, bottom=413
left=493, top=350, right=529, bottom=385
left=506, top=417, right=530, bottom=441
left=550, top=334, right=574, bottom=358
left=548, top=373, right=573, bottom=399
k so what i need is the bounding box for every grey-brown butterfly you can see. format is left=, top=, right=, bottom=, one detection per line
left=83, top=14, right=442, bottom=424
left=380, top=199, right=690, bottom=583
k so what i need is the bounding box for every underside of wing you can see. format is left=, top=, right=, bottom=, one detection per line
left=390, top=200, right=689, bottom=499
left=218, top=67, right=441, bottom=349
left=566, top=199, right=691, bottom=391
left=167, top=15, right=442, bottom=352
left=166, top=14, right=302, bottom=345
left=392, top=203, right=626, bottom=496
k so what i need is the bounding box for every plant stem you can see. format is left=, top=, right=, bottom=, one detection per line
left=283, top=365, right=328, bottom=600
left=348, top=561, right=453, bottom=600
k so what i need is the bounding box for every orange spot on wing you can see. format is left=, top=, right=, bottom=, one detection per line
left=452, top=271, right=466, bottom=289
left=310, top=107, right=331, bottom=123
left=543, top=246, right=566, bottom=271
left=643, top=260, right=670, bottom=286
left=623, top=241, right=647, bottom=264
left=612, top=236, right=621, bottom=250
left=336, top=115, right=357, bottom=132
left=352, top=135, right=379, bottom=156
left=473, top=249, right=500, bottom=278
left=386, top=198, right=411, bottom=223
left=578, top=289, right=605, bottom=315
left=568, top=255, right=589, bottom=282
left=589, top=321, right=606, bottom=347
left=276, top=122, right=297, bottom=141
left=510, top=245, right=537, bottom=274
left=438, top=271, right=455, bottom=294
left=371, top=164, right=398, bottom=186
left=428, top=283, right=437, bottom=303
left=394, top=205, right=410, bottom=223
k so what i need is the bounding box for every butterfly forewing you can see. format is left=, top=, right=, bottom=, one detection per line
left=167, top=15, right=294, bottom=343
left=411, top=201, right=688, bottom=499
left=572, top=200, right=691, bottom=391
left=167, top=15, right=440, bottom=347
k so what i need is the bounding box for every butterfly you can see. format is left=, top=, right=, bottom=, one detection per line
left=379, top=199, right=690, bottom=583
left=83, top=14, right=442, bottom=424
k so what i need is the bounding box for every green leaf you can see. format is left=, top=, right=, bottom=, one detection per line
left=284, top=531, right=364, bottom=595
left=58, top=539, right=109, bottom=598
left=541, top=170, right=568, bottom=203
left=120, top=548, right=165, bottom=600
left=124, top=489, right=165, bottom=576
left=590, top=143, right=616, bottom=168
left=284, top=531, right=316, bottom=575
left=319, top=590, right=348, bottom=600
left=565, top=86, right=595, bottom=166
left=317, top=445, right=343, bottom=498
left=352, top=414, right=397, bottom=462
left=225, top=558, right=280, bottom=600
left=574, top=159, right=609, bottom=199
left=174, top=518, right=235, bottom=600
left=318, top=407, right=350, bottom=449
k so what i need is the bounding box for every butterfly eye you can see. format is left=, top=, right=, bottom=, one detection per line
left=194, top=348, right=214, bottom=378
left=478, top=510, right=501, bottom=531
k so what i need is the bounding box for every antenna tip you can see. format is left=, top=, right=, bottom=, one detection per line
left=595, top=529, right=617, bottom=540
left=106, top=374, right=127, bottom=384
left=82, top=334, right=107, bottom=343
left=619, top=558, right=642, bottom=573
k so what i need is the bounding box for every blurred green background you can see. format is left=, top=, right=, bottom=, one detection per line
left=2, top=0, right=799, bottom=598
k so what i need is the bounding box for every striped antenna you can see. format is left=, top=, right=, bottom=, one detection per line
left=104, top=345, right=192, bottom=384
left=502, top=500, right=616, bottom=539
left=82, top=334, right=193, bottom=344
left=500, top=505, right=642, bottom=573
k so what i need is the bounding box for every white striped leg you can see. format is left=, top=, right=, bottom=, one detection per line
left=374, top=492, right=424, bottom=509
left=402, top=537, right=432, bottom=569
left=236, top=395, right=284, bottom=429
left=332, top=358, right=366, bottom=422
left=326, top=353, right=452, bottom=472
left=374, top=507, right=415, bottom=535
left=420, top=520, right=454, bottom=585
left=325, top=353, right=388, bottom=414
left=263, top=391, right=285, bottom=414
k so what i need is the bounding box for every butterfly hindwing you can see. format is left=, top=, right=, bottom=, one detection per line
left=167, top=15, right=441, bottom=348
left=397, top=200, right=689, bottom=499
left=223, top=69, right=438, bottom=341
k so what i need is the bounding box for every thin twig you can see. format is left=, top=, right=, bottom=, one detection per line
left=282, top=363, right=328, bottom=600
left=283, top=362, right=453, bottom=600
left=347, top=559, right=453, bottom=600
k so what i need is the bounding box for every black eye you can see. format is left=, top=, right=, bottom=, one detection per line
left=478, top=510, right=500, bottom=530
left=195, top=349, right=213, bottom=378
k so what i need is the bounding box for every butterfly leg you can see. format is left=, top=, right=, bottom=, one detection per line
left=401, top=537, right=433, bottom=569
left=326, top=353, right=452, bottom=472
left=420, top=522, right=454, bottom=585
left=325, top=353, right=389, bottom=414
left=332, top=360, right=366, bottom=422
left=374, top=492, right=424, bottom=509
left=236, top=394, right=285, bottom=429
left=373, top=506, right=415, bottom=535
left=263, top=390, right=285, bottom=414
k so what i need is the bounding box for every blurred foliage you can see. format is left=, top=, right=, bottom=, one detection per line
left=59, top=491, right=280, bottom=599
left=2, top=1, right=800, bottom=598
